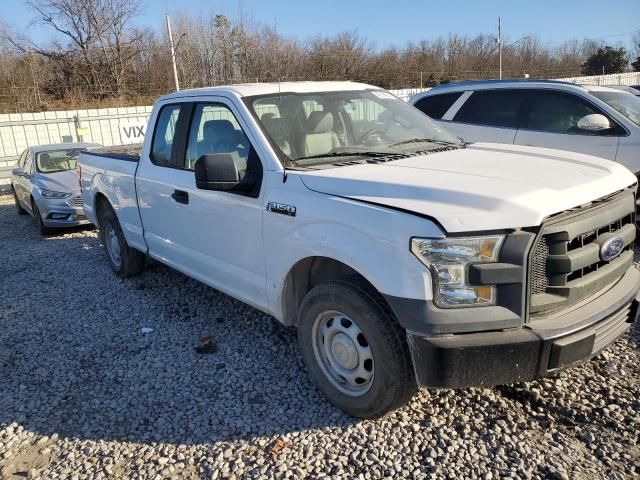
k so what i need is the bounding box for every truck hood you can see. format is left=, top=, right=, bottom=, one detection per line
left=298, top=143, right=636, bottom=233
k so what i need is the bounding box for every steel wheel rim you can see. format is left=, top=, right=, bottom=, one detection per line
left=104, top=223, right=122, bottom=268
left=311, top=310, right=374, bottom=397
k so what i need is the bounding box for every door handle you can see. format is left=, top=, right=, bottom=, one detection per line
left=171, top=189, right=189, bottom=205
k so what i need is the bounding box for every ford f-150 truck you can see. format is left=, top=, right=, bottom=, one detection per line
left=79, top=81, right=640, bottom=418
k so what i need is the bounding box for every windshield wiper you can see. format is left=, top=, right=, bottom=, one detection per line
left=294, top=151, right=393, bottom=161
left=388, top=138, right=460, bottom=148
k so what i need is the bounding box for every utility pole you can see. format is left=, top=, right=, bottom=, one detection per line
left=498, top=17, right=502, bottom=80
left=166, top=14, right=180, bottom=91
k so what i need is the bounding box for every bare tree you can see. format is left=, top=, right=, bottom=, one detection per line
left=15, top=0, right=146, bottom=97
left=0, top=6, right=606, bottom=112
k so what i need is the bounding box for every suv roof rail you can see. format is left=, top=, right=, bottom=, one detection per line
left=430, top=79, right=580, bottom=90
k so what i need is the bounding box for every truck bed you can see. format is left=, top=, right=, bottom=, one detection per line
left=87, top=144, right=142, bottom=162
left=79, top=144, right=145, bottom=252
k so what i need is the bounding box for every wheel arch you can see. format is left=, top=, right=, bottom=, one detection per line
left=280, top=256, right=393, bottom=327
left=93, top=192, right=113, bottom=228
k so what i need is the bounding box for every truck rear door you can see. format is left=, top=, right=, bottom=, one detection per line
left=135, top=98, right=268, bottom=311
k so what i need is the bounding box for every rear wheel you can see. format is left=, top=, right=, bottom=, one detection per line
left=13, top=190, right=26, bottom=215
left=297, top=279, right=417, bottom=418
left=98, top=206, right=145, bottom=278
left=32, top=200, right=53, bottom=236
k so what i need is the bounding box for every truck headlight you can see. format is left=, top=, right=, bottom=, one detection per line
left=411, top=235, right=504, bottom=308
left=40, top=189, right=72, bottom=199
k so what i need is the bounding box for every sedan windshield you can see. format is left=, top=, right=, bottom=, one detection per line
left=591, top=91, right=640, bottom=127
left=245, top=89, right=461, bottom=167
left=36, top=148, right=84, bottom=173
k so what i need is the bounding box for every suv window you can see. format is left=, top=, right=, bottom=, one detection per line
left=151, top=104, right=181, bottom=166
left=185, top=103, right=250, bottom=172
left=413, top=92, right=463, bottom=119
left=454, top=90, right=527, bottom=128
left=522, top=91, right=609, bottom=134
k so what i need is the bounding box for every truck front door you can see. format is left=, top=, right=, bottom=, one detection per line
left=136, top=99, right=268, bottom=312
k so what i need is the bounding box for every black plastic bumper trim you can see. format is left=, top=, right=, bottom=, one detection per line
left=468, top=262, right=522, bottom=285
left=406, top=268, right=640, bottom=388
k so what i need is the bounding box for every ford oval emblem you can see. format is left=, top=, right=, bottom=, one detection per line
left=600, top=236, right=625, bottom=261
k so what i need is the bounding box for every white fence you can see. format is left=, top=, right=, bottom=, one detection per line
left=553, top=71, right=640, bottom=86
left=0, top=106, right=152, bottom=168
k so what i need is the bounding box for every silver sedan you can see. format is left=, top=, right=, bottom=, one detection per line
left=11, top=143, right=101, bottom=235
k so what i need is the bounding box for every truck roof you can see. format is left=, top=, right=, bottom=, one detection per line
left=158, top=81, right=381, bottom=102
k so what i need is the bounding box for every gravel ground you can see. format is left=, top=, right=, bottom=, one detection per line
left=0, top=193, right=639, bottom=480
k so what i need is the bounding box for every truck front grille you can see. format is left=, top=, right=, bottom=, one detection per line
left=529, top=189, right=636, bottom=316
left=530, top=238, right=549, bottom=295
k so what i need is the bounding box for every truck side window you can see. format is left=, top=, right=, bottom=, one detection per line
left=185, top=103, right=250, bottom=173
left=414, top=92, right=463, bottom=119
left=150, top=104, right=181, bottom=167
left=454, top=90, right=527, bottom=128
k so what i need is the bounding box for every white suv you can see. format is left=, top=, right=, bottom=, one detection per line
left=410, top=80, right=640, bottom=176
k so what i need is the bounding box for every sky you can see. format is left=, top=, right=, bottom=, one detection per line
left=1, top=0, right=639, bottom=49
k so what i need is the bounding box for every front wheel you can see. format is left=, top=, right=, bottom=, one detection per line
left=32, top=200, right=53, bottom=236
left=297, top=279, right=417, bottom=418
left=98, top=206, right=145, bottom=278
left=13, top=190, right=27, bottom=215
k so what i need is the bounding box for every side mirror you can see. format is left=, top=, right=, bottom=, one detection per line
left=577, top=114, right=611, bottom=132
left=12, top=167, right=27, bottom=177
left=194, top=154, right=240, bottom=191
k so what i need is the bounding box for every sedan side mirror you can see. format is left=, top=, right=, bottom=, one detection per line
left=194, top=154, right=241, bottom=191
left=12, top=167, right=27, bottom=177
left=577, top=114, right=611, bottom=132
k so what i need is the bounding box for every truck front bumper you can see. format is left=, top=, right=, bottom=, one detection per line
left=403, top=266, right=640, bottom=388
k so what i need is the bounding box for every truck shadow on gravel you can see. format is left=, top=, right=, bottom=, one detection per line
left=0, top=200, right=639, bottom=475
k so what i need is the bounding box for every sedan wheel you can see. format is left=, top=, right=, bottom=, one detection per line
left=32, top=201, right=53, bottom=236
left=14, top=190, right=27, bottom=215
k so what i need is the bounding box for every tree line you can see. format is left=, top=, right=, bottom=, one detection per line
left=0, top=0, right=638, bottom=113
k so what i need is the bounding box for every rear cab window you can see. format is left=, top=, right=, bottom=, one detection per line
left=150, top=104, right=182, bottom=167
left=413, top=92, right=463, bottom=119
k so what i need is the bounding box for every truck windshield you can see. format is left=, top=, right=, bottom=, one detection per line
left=591, top=91, right=640, bottom=127
left=36, top=148, right=84, bottom=173
left=245, top=89, right=462, bottom=167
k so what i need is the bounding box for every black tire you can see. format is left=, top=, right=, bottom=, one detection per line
left=13, top=190, right=27, bottom=215
left=32, top=200, right=53, bottom=236
left=98, top=206, right=145, bottom=278
left=297, top=278, right=417, bottom=418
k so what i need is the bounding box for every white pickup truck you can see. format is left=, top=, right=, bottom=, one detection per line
left=80, top=81, right=640, bottom=418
